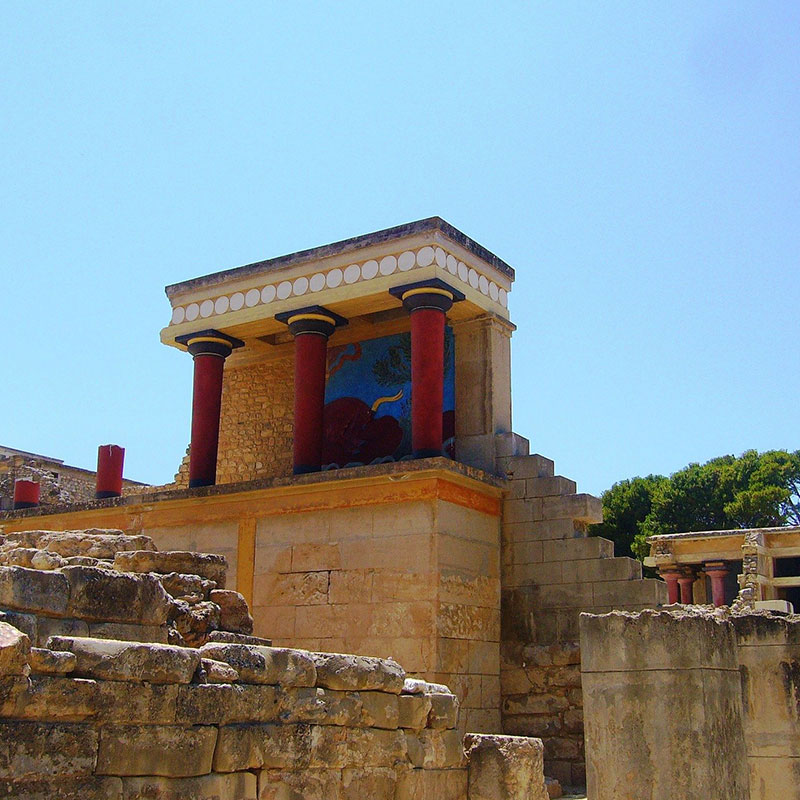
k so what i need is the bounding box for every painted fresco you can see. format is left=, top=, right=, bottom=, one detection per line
left=322, top=328, right=455, bottom=467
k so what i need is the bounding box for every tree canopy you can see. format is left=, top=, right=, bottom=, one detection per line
left=588, top=450, right=800, bottom=561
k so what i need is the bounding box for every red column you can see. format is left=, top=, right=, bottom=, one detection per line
left=678, top=572, right=696, bottom=604
left=391, top=281, right=462, bottom=459
left=96, top=444, right=125, bottom=499
left=13, top=479, right=40, bottom=509
left=276, top=306, right=345, bottom=475
left=661, top=570, right=681, bottom=604
left=175, top=330, right=243, bottom=489
left=705, top=563, right=729, bottom=607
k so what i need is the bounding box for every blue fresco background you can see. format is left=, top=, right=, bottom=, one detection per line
left=323, top=328, right=455, bottom=463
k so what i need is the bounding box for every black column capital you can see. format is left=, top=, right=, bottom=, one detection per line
left=389, top=278, right=465, bottom=313
left=175, top=329, right=245, bottom=358
left=275, top=305, right=348, bottom=337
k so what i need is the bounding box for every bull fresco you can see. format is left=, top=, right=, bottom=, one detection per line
left=322, top=329, right=455, bottom=467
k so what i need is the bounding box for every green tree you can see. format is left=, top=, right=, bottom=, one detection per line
left=589, top=450, right=800, bottom=561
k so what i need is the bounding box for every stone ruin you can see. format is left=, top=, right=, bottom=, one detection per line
left=0, top=528, right=553, bottom=799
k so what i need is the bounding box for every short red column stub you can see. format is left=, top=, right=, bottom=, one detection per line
left=96, top=444, right=125, bottom=498
left=677, top=574, right=696, bottom=605
left=13, top=479, right=40, bottom=509
left=660, top=571, right=681, bottom=605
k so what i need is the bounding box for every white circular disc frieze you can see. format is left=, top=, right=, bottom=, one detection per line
left=416, top=247, right=434, bottom=267
left=171, top=306, right=185, bottom=325
left=261, top=285, right=276, bottom=303
left=293, top=277, right=309, bottom=296
left=362, top=260, right=379, bottom=279
left=457, top=262, right=469, bottom=282
left=310, top=273, right=326, bottom=292
left=214, top=296, right=230, bottom=315
left=478, top=275, right=489, bottom=295
left=185, top=303, right=199, bottom=321
left=379, top=255, right=397, bottom=275
left=446, top=254, right=458, bottom=274
left=230, top=292, right=245, bottom=311
left=489, top=282, right=499, bottom=302
left=468, top=269, right=480, bottom=289
left=200, top=299, right=214, bottom=318
left=277, top=281, right=293, bottom=300
left=499, top=288, right=507, bottom=307
left=245, top=289, right=261, bottom=307
left=344, top=264, right=361, bottom=284
left=398, top=251, right=415, bottom=271
left=326, top=268, right=343, bottom=288
left=435, top=247, right=447, bottom=268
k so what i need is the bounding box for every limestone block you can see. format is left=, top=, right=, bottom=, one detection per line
left=157, top=572, right=211, bottom=600
left=196, top=657, right=239, bottom=683
left=42, top=531, right=156, bottom=559
left=427, top=693, right=459, bottom=729
left=30, top=550, right=66, bottom=570
left=279, top=686, right=362, bottom=726
left=395, top=768, right=468, bottom=800
left=541, top=494, right=602, bottom=524
left=438, top=604, right=500, bottom=641
left=3, top=548, right=37, bottom=567
left=88, top=622, right=169, bottom=644
left=94, top=681, right=179, bottom=725
left=542, top=537, right=614, bottom=563
left=48, top=637, right=201, bottom=684
left=113, top=551, right=227, bottom=587
left=120, top=773, right=256, bottom=800
left=199, top=643, right=315, bottom=686
left=257, top=767, right=398, bottom=800
left=748, top=756, right=800, bottom=800
left=62, top=566, right=172, bottom=625
left=496, top=455, right=554, bottom=480
left=0, top=721, right=98, bottom=780
left=495, top=432, right=530, bottom=459
left=406, top=730, right=465, bottom=769
left=206, top=630, right=272, bottom=646
left=329, top=569, right=373, bottom=605
left=264, top=571, right=329, bottom=606
left=0, top=620, right=30, bottom=676
left=291, top=542, right=342, bottom=572
left=169, top=600, right=221, bottom=647
left=523, top=476, right=578, bottom=498
left=0, top=609, right=37, bottom=642
left=503, top=499, right=543, bottom=525
left=37, top=616, right=90, bottom=645
left=520, top=642, right=581, bottom=667
left=2, top=675, right=99, bottom=722
left=0, top=776, right=123, bottom=799
left=464, top=733, right=549, bottom=800
left=398, top=694, right=433, bottom=730
left=0, top=565, right=69, bottom=616
left=312, top=652, right=404, bottom=693
left=97, top=725, right=217, bottom=777
left=359, top=691, right=400, bottom=729
left=402, top=678, right=451, bottom=695
left=0, top=675, right=31, bottom=717
left=175, top=683, right=279, bottom=725
left=560, top=556, right=641, bottom=584
left=209, top=589, right=253, bottom=634
left=28, top=647, right=75, bottom=675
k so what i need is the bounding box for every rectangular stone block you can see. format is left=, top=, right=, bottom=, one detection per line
left=198, top=643, right=316, bottom=687
left=524, top=476, right=578, bottom=498
left=406, top=729, right=465, bottom=768
left=0, top=566, right=69, bottom=617
left=503, top=499, right=543, bottom=525
left=496, top=454, right=555, bottom=479
left=0, top=721, right=98, bottom=780
left=359, top=691, right=399, bottom=729
left=542, top=537, right=614, bottom=563
left=395, top=768, right=467, bottom=800
left=591, top=578, right=666, bottom=607
left=175, top=683, right=280, bottom=725
left=278, top=687, right=361, bottom=727
left=502, top=519, right=577, bottom=543
left=0, top=610, right=37, bottom=642
left=291, top=543, right=341, bottom=572
left=97, top=725, right=217, bottom=777
left=87, top=622, right=169, bottom=644
left=121, top=772, right=256, bottom=800
left=561, top=556, right=641, bottom=584
left=541, top=493, right=603, bottom=524
left=328, top=570, right=373, bottom=605
left=398, top=694, right=432, bottom=730
left=437, top=604, right=500, bottom=641
left=36, top=616, right=90, bottom=645
left=510, top=562, right=562, bottom=587
left=0, top=777, right=123, bottom=799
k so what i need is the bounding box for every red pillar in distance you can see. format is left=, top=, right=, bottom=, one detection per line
left=13, top=479, right=40, bottom=509
left=661, top=571, right=681, bottom=604
left=390, top=280, right=463, bottom=459
left=276, top=306, right=346, bottom=475
left=678, top=573, right=695, bottom=604
left=706, top=563, right=729, bottom=607
left=175, top=330, right=243, bottom=489
left=96, top=444, right=125, bottom=498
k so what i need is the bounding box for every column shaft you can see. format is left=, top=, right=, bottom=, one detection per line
left=661, top=572, right=680, bottom=604
left=96, top=444, right=125, bottom=498
left=709, top=570, right=729, bottom=607
left=678, top=575, right=695, bottom=604
left=410, top=307, right=446, bottom=458
left=188, top=352, right=226, bottom=488
left=293, top=331, right=329, bottom=474
left=13, top=479, right=40, bottom=510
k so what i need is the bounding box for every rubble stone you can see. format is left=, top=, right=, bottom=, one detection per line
left=312, top=652, right=404, bottom=693
left=464, top=733, right=549, bottom=800
left=41, top=531, right=156, bottom=559
left=29, top=647, right=75, bottom=675
left=113, top=551, right=227, bottom=587
left=199, top=643, right=315, bottom=686
left=0, top=620, right=30, bottom=676
left=209, top=589, right=253, bottom=634
left=0, top=565, right=69, bottom=617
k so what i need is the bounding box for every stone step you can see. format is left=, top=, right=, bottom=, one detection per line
left=542, top=538, right=616, bottom=563
left=497, top=454, right=555, bottom=480
left=113, top=551, right=227, bottom=587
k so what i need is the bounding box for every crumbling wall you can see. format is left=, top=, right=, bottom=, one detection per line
left=580, top=607, right=800, bottom=800
left=498, top=451, right=667, bottom=787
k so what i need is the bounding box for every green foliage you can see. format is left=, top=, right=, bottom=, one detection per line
left=588, top=450, right=800, bottom=561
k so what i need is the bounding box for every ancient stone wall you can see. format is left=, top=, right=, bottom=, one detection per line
left=498, top=451, right=667, bottom=788
left=580, top=607, right=800, bottom=800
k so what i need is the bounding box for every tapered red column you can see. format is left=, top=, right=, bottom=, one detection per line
left=390, top=280, right=464, bottom=458
left=276, top=306, right=347, bottom=475
left=96, top=444, right=125, bottom=498
left=678, top=570, right=696, bottom=604
left=175, top=330, right=243, bottom=488
left=13, top=479, right=39, bottom=509
left=660, top=569, right=681, bottom=604
left=705, top=562, right=729, bottom=607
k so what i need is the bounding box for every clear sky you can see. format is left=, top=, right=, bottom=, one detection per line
left=2, top=2, right=798, bottom=495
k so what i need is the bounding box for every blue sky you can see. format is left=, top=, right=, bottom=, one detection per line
left=2, top=2, right=798, bottom=495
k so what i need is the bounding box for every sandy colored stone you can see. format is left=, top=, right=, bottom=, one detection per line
left=97, top=725, right=217, bottom=777
left=0, top=721, right=98, bottom=781
left=87, top=621, right=169, bottom=644
left=176, top=683, right=280, bottom=725
left=0, top=776, right=123, bottom=799
left=398, top=694, right=432, bottom=729
left=210, top=589, right=254, bottom=634
left=464, top=733, right=549, bottom=800
left=0, top=620, right=30, bottom=677
left=395, top=767, right=468, bottom=800
left=169, top=600, right=221, bottom=647
left=121, top=773, right=256, bottom=800
left=199, top=643, right=315, bottom=686
left=406, top=729, right=465, bottom=769
left=196, top=657, right=239, bottom=683
left=28, top=647, right=75, bottom=675
left=312, top=652, right=404, bottom=693
left=359, top=690, right=400, bottom=729
left=62, top=566, right=172, bottom=625
left=157, top=572, right=212, bottom=600
left=0, top=565, right=69, bottom=616
left=402, top=678, right=451, bottom=695
left=5, top=548, right=37, bottom=568
left=48, top=636, right=200, bottom=684
left=279, top=686, right=362, bottom=726
left=427, top=693, right=459, bottom=729
left=0, top=609, right=37, bottom=642
left=30, top=550, right=66, bottom=570
left=206, top=630, right=272, bottom=646
left=114, top=551, right=227, bottom=587
left=39, top=531, right=154, bottom=559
